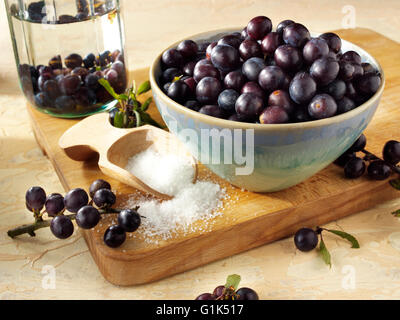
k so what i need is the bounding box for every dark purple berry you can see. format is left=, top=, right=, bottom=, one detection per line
left=276, top=19, right=295, bottom=36
left=268, top=90, right=294, bottom=114
left=239, top=39, right=263, bottom=60
left=302, top=38, right=329, bottom=64
left=367, top=160, right=392, bottom=181
left=104, top=225, right=126, bottom=248
left=224, top=71, right=246, bottom=91
left=344, top=157, right=366, bottom=179
left=282, top=23, right=310, bottom=48
left=118, top=209, right=141, bottom=232
left=319, top=33, right=342, bottom=53
left=261, top=32, right=282, bottom=55
left=241, top=81, right=265, bottom=98
left=162, top=49, right=183, bottom=68
left=64, top=188, right=89, bottom=213
left=334, top=152, right=356, bottom=167
left=341, top=50, right=362, bottom=64
left=196, top=77, right=222, bottom=104
left=383, top=140, right=400, bottom=165
left=259, top=106, right=289, bottom=124
left=218, top=89, right=240, bottom=112
left=235, top=93, right=264, bottom=119
left=199, top=105, right=226, bottom=119
left=247, top=16, right=272, bottom=40
left=274, top=45, right=303, bottom=71
left=308, top=94, right=337, bottom=119
left=258, top=66, right=285, bottom=92
left=177, top=40, right=198, bottom=59
left=242, top=57, right=266, bottom=81
left=25, top=186, right=46, bottom=211
left=289, top=72, right=317, bottom=104
left=76, top=205, right=101, bottom=229
left=45, top=193, right=65, bottom=217
left=50, top=215, right=74, bottom=239
left=236, top=287, right=259, bottom=300
left=195, top=293, right=216, bottom=300
left=211, top=44, right=240, bottom=72
left=310, top=58, right=339, bottom=86
left=347, top=134, right=367, bottom=152
left=337, top=97, right=356, bottom=114
left=294, top=228, right=318, bottom=252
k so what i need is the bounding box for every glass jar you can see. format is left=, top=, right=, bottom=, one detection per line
left=5, top=0, right=127, bottom=118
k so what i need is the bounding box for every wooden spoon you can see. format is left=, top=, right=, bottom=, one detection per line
left=58, top=113, right=198, bottom=200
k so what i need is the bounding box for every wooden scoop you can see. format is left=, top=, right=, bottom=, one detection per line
left=59, top=113, right=198, bottom=200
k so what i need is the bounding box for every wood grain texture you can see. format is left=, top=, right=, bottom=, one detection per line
left=28, top=28, right=400, bottom=285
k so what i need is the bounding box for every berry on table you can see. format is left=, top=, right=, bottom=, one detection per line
left=294, top=228, right=318, bottom=252
left=64, top=188, right=89, bottom=213
left=104, top=225, right=126, bottom=248
left=118, top=209, right=141, bottom=232
left=344, top=157, right=366, bottom=179
left=25, top=186, right=46, bottom=212
left=93, top=189, right=116, bottom=209
left=89, top=179, right=111, bottom=198
left=45, top=193, right=65, bottom=217
left=76, top=205, right=101, bottom=229
left=383, top=140, right=400, bottom=165
left=50, top=215, right=74, bottom=239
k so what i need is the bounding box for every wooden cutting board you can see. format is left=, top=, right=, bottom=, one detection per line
left=28, top=28, right=399, bottom=286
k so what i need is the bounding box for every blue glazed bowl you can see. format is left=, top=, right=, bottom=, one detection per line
left=149, top=29, right=385, bottom=192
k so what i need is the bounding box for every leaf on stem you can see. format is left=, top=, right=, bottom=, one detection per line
left=113, top=111, right=124, bottom=128
left=98, top=78, right=120, bottom=100
left=137, top=81, right=151, bottom=95
left=225, top=274, right=241, bottom=291
left=389, top=179, right=400, bottom=190
left=325, top=229, right=360, bottom=248
left=392, top=209, right=400, bottom=217
left=141, top=97, right=152, bottom=111
left=319, top=237, right=331, bottom=267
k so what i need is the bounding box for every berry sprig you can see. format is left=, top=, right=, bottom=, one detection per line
left=7, top=179, right=144, bottom=248
left=334, top=135, right=400, bottom=214
left=294, top=227, right=360, bottom=267
left=99, top=78, right=164, bottom=129
left=195, top=274, right=259, bottom=300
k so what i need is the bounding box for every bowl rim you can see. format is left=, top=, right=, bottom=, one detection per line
left=149, top=27, right=385, bottom=131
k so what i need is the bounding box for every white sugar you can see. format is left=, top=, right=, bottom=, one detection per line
left=124, top=146, right=226, bottom=242
left=125, top=146, right=194, bottom=196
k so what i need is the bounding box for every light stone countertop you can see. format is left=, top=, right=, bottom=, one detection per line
left=0, top=0, right=400, bottom=300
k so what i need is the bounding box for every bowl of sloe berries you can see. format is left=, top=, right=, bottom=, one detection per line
left=149, top=16, right=384, bottom=192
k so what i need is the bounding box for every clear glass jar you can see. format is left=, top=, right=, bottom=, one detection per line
left=5, top=0, right=127, bottom=118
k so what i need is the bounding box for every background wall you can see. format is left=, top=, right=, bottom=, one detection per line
left=1, top=0, right=399, bottom=93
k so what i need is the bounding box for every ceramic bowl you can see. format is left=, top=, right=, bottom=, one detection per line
left=149, top=28, right=385, bottom=192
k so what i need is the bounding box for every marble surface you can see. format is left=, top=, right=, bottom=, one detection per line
left=0, top=0, right=400, bottom=300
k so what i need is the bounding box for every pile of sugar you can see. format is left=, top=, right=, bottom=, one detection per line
left=125, top=147, right=195, bottom=196
left=124, top=146, right=225, bottom=242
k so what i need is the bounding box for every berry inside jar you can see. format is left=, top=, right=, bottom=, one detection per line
left=9, top=0, right=127, bottom=118
left=158, top=16, right=382, bottom=124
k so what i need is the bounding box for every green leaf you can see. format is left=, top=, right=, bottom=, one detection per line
left=392, top=209, right=400, bottom=217
left=319, top=238, right=331, bottom=267
left=225, top=274, right=241, bottom=291
left=325, top=229, right=360, bottom=249
left=98, top=78, right=120, bottom=100
left=141, top=97, right=152, bottom=111
left=140, top=112, right=165, bottom=129
left=390, top=179, right=400, bottom=190
left=133, top=110, right=141, bottom=127
left=119, top=93, right=129, bottom=101
left=113, top=111, right=124, bottom=128
left=137, top=81, right=151, bottom=95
